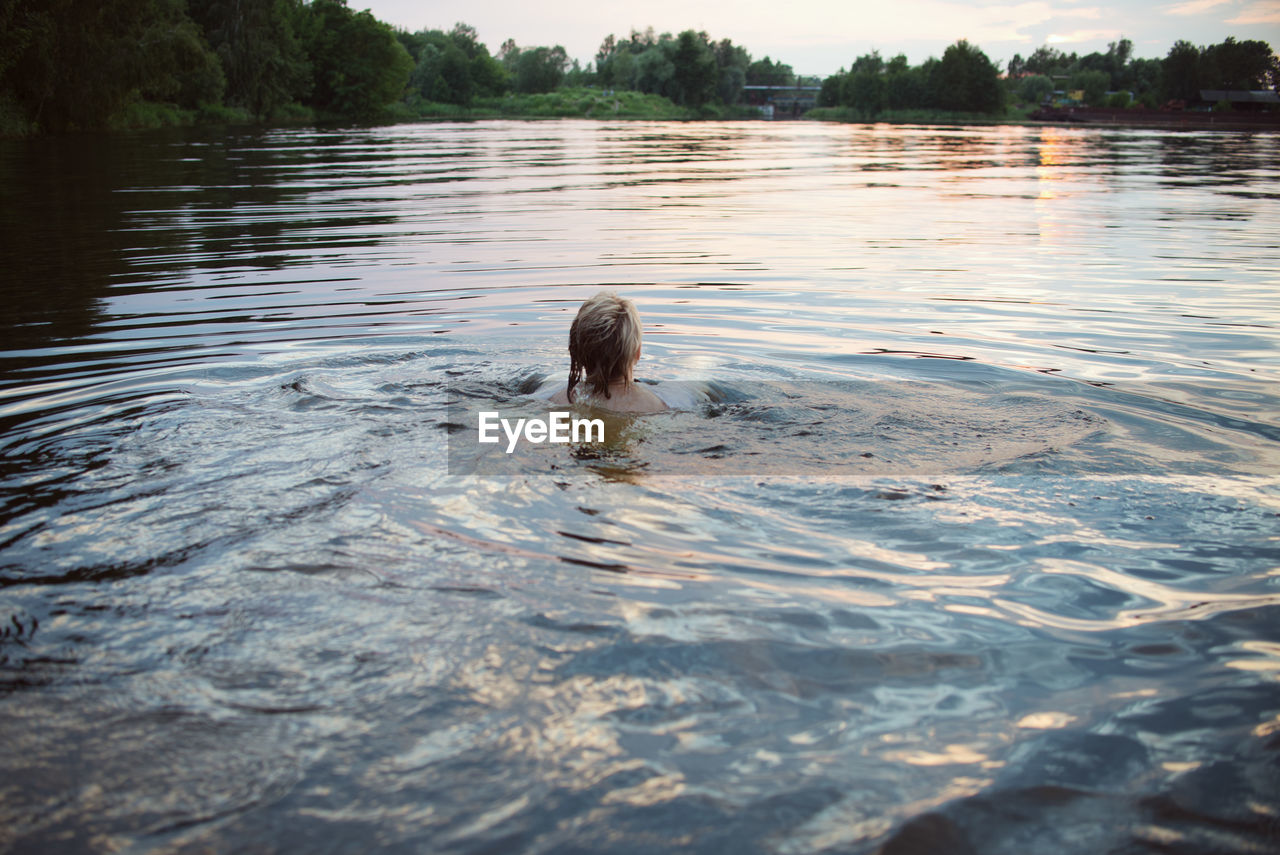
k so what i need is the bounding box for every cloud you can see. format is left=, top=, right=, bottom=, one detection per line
left=1165, top=0, right=1233, bottom=14
left=745, top=2, right=1109, bottom=48
left=362, top=0, right=1266, bottom=75
left=1046, top=29, right=1124, bottom=44
left=1227, top=1, right=1280, bottom=24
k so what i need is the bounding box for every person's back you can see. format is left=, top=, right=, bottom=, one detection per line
left=549, top=292, right=666, bottom=415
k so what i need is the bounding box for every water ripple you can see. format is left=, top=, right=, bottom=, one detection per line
left=2, top=121, right=1279, bottom=853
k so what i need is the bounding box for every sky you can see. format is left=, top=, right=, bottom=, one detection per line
left=357, top=0, right=1280, bottom=77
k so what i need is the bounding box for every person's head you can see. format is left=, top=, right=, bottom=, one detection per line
left=567, top=291, right=643, bottom=402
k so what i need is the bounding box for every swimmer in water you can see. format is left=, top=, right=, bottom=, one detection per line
left=550, top=291, right=667, bottom=414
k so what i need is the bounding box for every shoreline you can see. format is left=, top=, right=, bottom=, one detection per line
left=802, top=104, right=1280, bottom=132
left=7, top=102, right=1280, bottom=139
left=1024, top=106, right=1280, bottom=131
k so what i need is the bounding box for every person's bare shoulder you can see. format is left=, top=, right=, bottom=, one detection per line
left=630, top=385, right=667, bottom=413
left=546, top=384, right=665, bottom=414
left=605, top=385, right=665, bottom=414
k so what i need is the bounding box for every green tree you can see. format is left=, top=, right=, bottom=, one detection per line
left=1022, top=45, right=1074, bottom=77
left=836, top=50, right=891, bottom=116
left=1107, top=37, right=1133, bottom=85
left=634, top=44, right=675, bottom=96
left=818, top=71, right=843, bottom=107
left=446, top=23, right=506, bottom=96
left=846, top=70, right=886, bottom=117
left=1120, top=57, right=1162, bottom=101
left=1018, top=74, right=1054, bottom=105
left=139, top=7, right=225, bottom=108
left=1070, top=69, right=1109, bottom=105
left=932, top=40, right=1002, bottom=113
left=512, top=45, right=569, bottom=94
left=1073, top=50, right=1111, bottom=78
left=609, top=51, right=640, bottom=91
left=1200, top=37, right=1278, bottom=91
left=1, top=0, right=222, bottom=131
left=746, top=56, right=793, bottom=87
left=594, top=34, right=629, bottom=88
left=1162, top=40, right=1200, bottom=101
left=594, top=33, right=618, bottom=83
left=304, top=0, right=411, bottom=116
left=400, top=23, right=504, bottom=105
left=188, top=0, right=309, bottom=118
left=850, top=50, right=884, bottom=75
left=714, top=38, right=750, bottom=105
left=594, top=27, right=761, bottom=107
left=670, top=30, right=717, bottom=107
left=886, top=64, right=928, bottom=109
left=563, top=58, right=592, bottom=87
left=595, top=29, right=667, bottom=92
left=820, top=54, right=936, bottom=114
left=418, top=41, right=471, bottom=103
left=629, top=27, right=659, bottom=51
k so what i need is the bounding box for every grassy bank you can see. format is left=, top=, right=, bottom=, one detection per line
left=394, top=87, right=758, bottom=121
left=5, top=89, right=1051, bottom=137
left=16, top=87, right=748, bottom=136
left=10, top=100, right=320, bottom=134
left=110, top=101, right=317, bottom=132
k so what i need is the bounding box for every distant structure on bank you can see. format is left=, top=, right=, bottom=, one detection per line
left=1031, top=87, right=1280, bottom=128
left=743, top=83, right=823, bottom=119
left=1197, top=90, right=1280, bottom=110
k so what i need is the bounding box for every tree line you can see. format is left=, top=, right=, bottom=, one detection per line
left=397, top=25, right=806, bottom=111
left=0, top=1, right=809, bottom=132
left=592, top=28, right=805, bottom=109
left=820, top=36, right=1278, bottom=119
left=817, top=41, right=1003, bottom=117
left=1007, top=37, right=1278, bottom=110
left=1, top=0, right=410, bottom=132
left=1, top=0, right=1276, bottom=134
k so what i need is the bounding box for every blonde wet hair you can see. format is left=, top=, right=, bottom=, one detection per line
left=567, top=291, right=643, bottom=403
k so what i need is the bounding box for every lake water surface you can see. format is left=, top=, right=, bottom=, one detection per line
left=2, top=120, right=1279, bottom=853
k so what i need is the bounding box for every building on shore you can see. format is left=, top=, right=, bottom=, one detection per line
left=742, top=83, right=823, bottom=118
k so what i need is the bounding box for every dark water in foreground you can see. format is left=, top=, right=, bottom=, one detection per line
left=1, top=121, right=1279, bottom=853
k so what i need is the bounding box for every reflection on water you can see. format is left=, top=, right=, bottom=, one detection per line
left=1, top=121, right=1279, bottom=853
